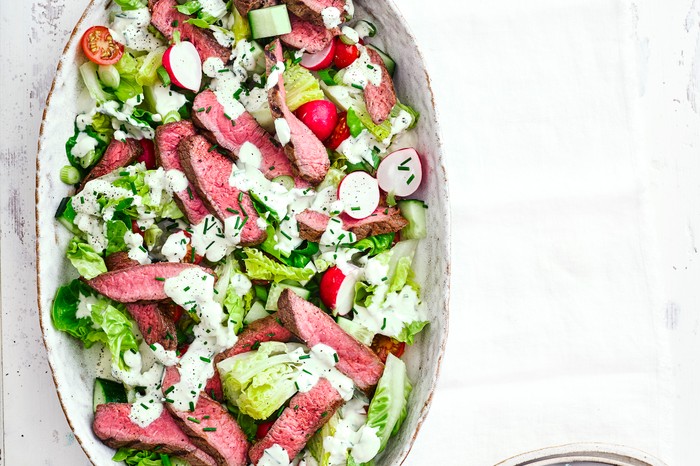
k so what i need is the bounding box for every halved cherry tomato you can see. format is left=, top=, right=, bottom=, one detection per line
left=333, top=40, right=359, bottom=69
left=256, top=421, right=275, bottom=439
left=161, top=301, right=186, bottom=323
left=138, top=139, right=156, bottom=169
left=325, top=112, right=351, bottom=150
left=81, top=26, right=124, bottom=65
left=370, top=335, right=406, bottom=363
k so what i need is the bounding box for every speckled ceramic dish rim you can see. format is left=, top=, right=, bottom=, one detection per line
left=35, top=1, right=451, bottom=464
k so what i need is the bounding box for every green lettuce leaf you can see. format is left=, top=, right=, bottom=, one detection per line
left=395, top=320, right=428, bottom=345
left=106, top=219, right=129, bottom=255
left=65, top=123, right=110, bottom=172
left=52, top=280, right=103, bottom=345
left=66, top=237, right=107, bottom=279
left=351, top=233, right=394, bottom=258
left=90, top=299, right=140, bottom=371
left=113, top=0, right=147, bottom=11
left=366, top=354, right=412, bottom=452
left=136, top=47, right=167, bottom=86
left=215, top=256, right=254, bottom=334
left=112, top=448, right=186, bottom=466
left=218, top=342, right=299, bottom=420
left=283, top=62, right=324, bottom=111
left=175, top=0, right=202, bottom=15
left=308, top=410, right=341, bottom=466
left=114, top=53, right=144, bottom=103
left=242, top=248, right=315, bottom=282
left=347, top=107, right=364, bottom=138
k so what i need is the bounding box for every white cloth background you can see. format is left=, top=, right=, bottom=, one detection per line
left=2, top=0, right=700, bottom=465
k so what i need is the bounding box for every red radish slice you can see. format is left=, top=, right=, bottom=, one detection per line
left=338, top=171, right=380, bottom=220
left=295, top=100, right=338, bottom=141
left=320, top=265, right=361, bottom=316
left=162, top=41, right=202, bottom=92
left=377, top=148, right=423, bottom=197
left=300, top=39, right=336, bottom=71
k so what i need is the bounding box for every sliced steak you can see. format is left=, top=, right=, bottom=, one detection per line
left=163, top=367, right=250, bottom=466
left=280, top=14, right=339, bottom=53
left=277, top=288, right=384, bottom=393
left=364, top=47, right=397, bottom=125
left=105, top=251, right=139, bottom=272
left=93, top=403, right=217, bottom=466
left=191, top=90, right=302, bottom=185
left=79, top=138, right=142, bottom=190
left=151, top=0, right=231, bottom=63
left=232, top=0, right=278, bottom=15
left=86, top=263, right=212, bottom=303
left=281, top=0, right=346, bottom=27
left=248, top=378, right=344, bottom=464
left=296, top=207, right=408, bottom=243
left=155, top=120, right=211, bottom=225
left=178, top=135, right=267, bottom=246
left=126, top=303, right=178, bottom=351
left=265, top=40, right=329, bottom=185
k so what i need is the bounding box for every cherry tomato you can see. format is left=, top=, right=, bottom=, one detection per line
left=333, top=40, right=359, bottom=69
left=295, top=100, right=338, bottom=141
left=138, top=139, right=156, bottom=169
left=256, top=421, right=275, bottom=439
left=370, top=335, right=406, bottom=364
left=81, top=26, right=124, bottom=65
left=161, top=302, right=185, bottom=323
left=325, top=112, right=351, bottom=150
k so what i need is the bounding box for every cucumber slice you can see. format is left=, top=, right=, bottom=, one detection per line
left=367, top=45, right=396, bottom=77
left=265, top=282, right=310, bottom=311
left=397, top=200, right=427, bottom=240
left=93, top=378, right=127, bottom=411
left=244, top=301, right=270, bottom=324
left=248, top=5, right=292, bottom=40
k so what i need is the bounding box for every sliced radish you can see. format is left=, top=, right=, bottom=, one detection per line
left=300, top=39, right=336, bottom=71
left=338, top=171, right=380, bottom=219
left=320, top=265, right=361, bottom=316
left=295, top=100, right=338, bottom=141
left=376, top=148, right=423, bottom=197
left=163, top=41, right=202, bottom=92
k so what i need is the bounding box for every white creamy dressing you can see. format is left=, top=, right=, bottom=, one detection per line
left=70, top=132, right=99, bottom=167
left=320, top=217, right=357, bottom=253
left=203, top=57, right=247, bottom=121
left=274, top=118, right=291, bottom=146
left=161, top=230, right=190, bottom=262
left=112, top=348, right=166, bottom=427
left=258, top=444, right=291, bottom=466
left=100, top=95, right=155, bottom=140
left=353, top=284, right=424, bottom=338
left=337, top=129, right=387, bottom=166
left=210, top=25, right=235, bottom=48
left=382, top=108, right=414, bottom=145
left=124, top=230, right=151, bottom=264
left=147, top=83, right=188, bottom=121
left=289, top=343, right=354, bottom=401
left=344, top=0, right=355, bottom=17
left=76, top=292, right=101, bottom=320
left=323, top=397, right=381, bottom=465
left=321, top=7, right=342, bottom=29
left=188, top=215, right=236, bottom=263
left=110, top=8, right=163, bottom=52
left=148, top=342, right=179, bottom=367
left=342, top=47, right=382, bottom=89
left=163, top=267, right=238, bottom=411
left=266, top=61, right=286, bottom=91
left=199, top=0, right=228, bottom=20
left=73, top=179, right=134, bottom=253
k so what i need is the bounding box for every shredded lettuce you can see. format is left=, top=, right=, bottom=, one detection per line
left=283, top=62, right=324, bottom=112
left=112, top=448, right=187, bottom=466
left=232, top=5, right=251, bottom=41
left=214, top=256, right=254, bottom=334
left=52, top=280, right=139, bottom=371
left=366, top=354, right=412, bottom=452
left=217, top=342, right=299, bottom=420
left=136, top=46, right=167, bottom=86
left=242, top=248, right=315, bottom=282
left=259, top=225, right=319, bottom=268
left=66, top=237, right=107, bottom=279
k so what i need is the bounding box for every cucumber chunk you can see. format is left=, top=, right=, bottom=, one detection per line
left=397, top=200, right=427, bottom=240
left=249, top=5, right=292, bottom=40
left=367, top=45, right=396, bottom=77
left=93, top=378, right=127, bottom=412
left=265, top=282, right=310, bottom=311
left=244, top=301, right=270, bottom=325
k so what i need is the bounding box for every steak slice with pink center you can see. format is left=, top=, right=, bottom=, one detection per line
left=85, top=263, right=212, bottom=303
left=295, top=207, right=408, bottom=243
left=265, top=39, right=330, bottom=185
left=281, top=0, right=346, bottom=27
left=155, top=120, right=212, bottom=225
left=277, top=288, right=384, bottom=393
left=162, top=367, right=250, bottom=466
left=79, top=138, right=142, bottom=190
left=280, top=14, right=339, bottom=53
left=178, top=134, right=267, bottom=246
left=105, top=251, right=140, bottom=272
left=248, top=378, right=344, bottom=465
left=151, top=0, right=231, bottom=63
left=93, top=403, right=217, bottom=466
left=126, top=303, right=178, bottom=351
left=191, top=90, right=305, bottom=186
left=232, top=0, right=279, bottom=15
left=363, top=48, right=397, bottom=125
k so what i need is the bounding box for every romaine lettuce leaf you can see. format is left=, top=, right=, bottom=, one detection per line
left=114, top=53, right=144, bottom=103
left=214, top=256, right=254, bottom=334
left=106, top=219, right=129, bottom=255
left=351, top=233, right=394, bottom=258
left=66, top=237, right=107, bottom=279
left=113, top=0, right=146, bottom=11
left=366, top=354, right=412, bottom=452
left=112, top=448, right=187, bottom=466
left=242, top=248, right=315, bottom=282
left=283, top=62, right=324, bottom=112
left=395, top=320, right=428, bottom=345
left=90, top=299, right=140, bottom=371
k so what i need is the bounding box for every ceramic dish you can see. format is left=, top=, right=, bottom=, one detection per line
left=36, top=0, right=450, bottom=464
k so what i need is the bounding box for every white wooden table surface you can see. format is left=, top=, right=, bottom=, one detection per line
left=2, top=0, right=700, bottom=465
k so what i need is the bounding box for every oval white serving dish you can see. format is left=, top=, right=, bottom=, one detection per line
left=35, top=1, right=450, bottom=464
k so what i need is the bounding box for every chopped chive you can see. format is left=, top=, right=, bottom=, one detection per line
left=397, top=166, right=410, bottom=171
left=321, top=411, right=328, bottom=418
left=187, top=187, right=193, bottom=200
left=196, top=107, right=206, bottom=113
left=164, top=398, right=174, bottom=403
left=208, top=144, right=219, bottom=152
left=188, top=417, right=200, bottom=424
left=217, top=68, right=230, bottom=73
left=350, top=207, right=361, bottom=211
left=155, top=277, right=165, bottom=282
left=294, top=381, right=299, bottom=390
left=381, top=317, right=387, bottom=330
left=206, top=240, right=215, bottom=250
left=299, top=355, right=311, bottom=360
left=149, top=344, right=157, bottom=351
left=224, top=113, right=232, bottom=120
left=189, top=402, right=195, bottom=412
left=184, top=286, right=190, bottom=291
left=203, top=415, right=210, bottom=419
left=203, top=427, right=217, bottom=432
left=233, top=88, right=243, bottom=99
left=139, top=246, right=147, bottom=252
left=406, top=174, right=415, bottom=185
left=165, top=332, right=173, bottom=340
left=333, top=353, right=339, bottom=363
left=119, top=171, right=129, bottom=176
left=191, top=247, right=196, bottom=263
left=140, top=403, right=149, bottom=410
left=200, top=356, right=211, bottom=363
left=238, top=192, right=243, bottom=202
left=367, top=64, right=375, bottom=69
left=206, top=106, right=212, bottom=113
left=351, top=83, right=364, bottom=90
left=302, top=369, right=312, bottom=375
left=226, top=207, right=239, bottom=214
left=280, top=230, right=292, bottom=240
left=171, top=20, right=179, bottom=27
left=400, top=157, right=412, bottom=166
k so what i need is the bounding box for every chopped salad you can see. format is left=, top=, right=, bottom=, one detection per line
left=52, top=0, right=429, bottom=465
